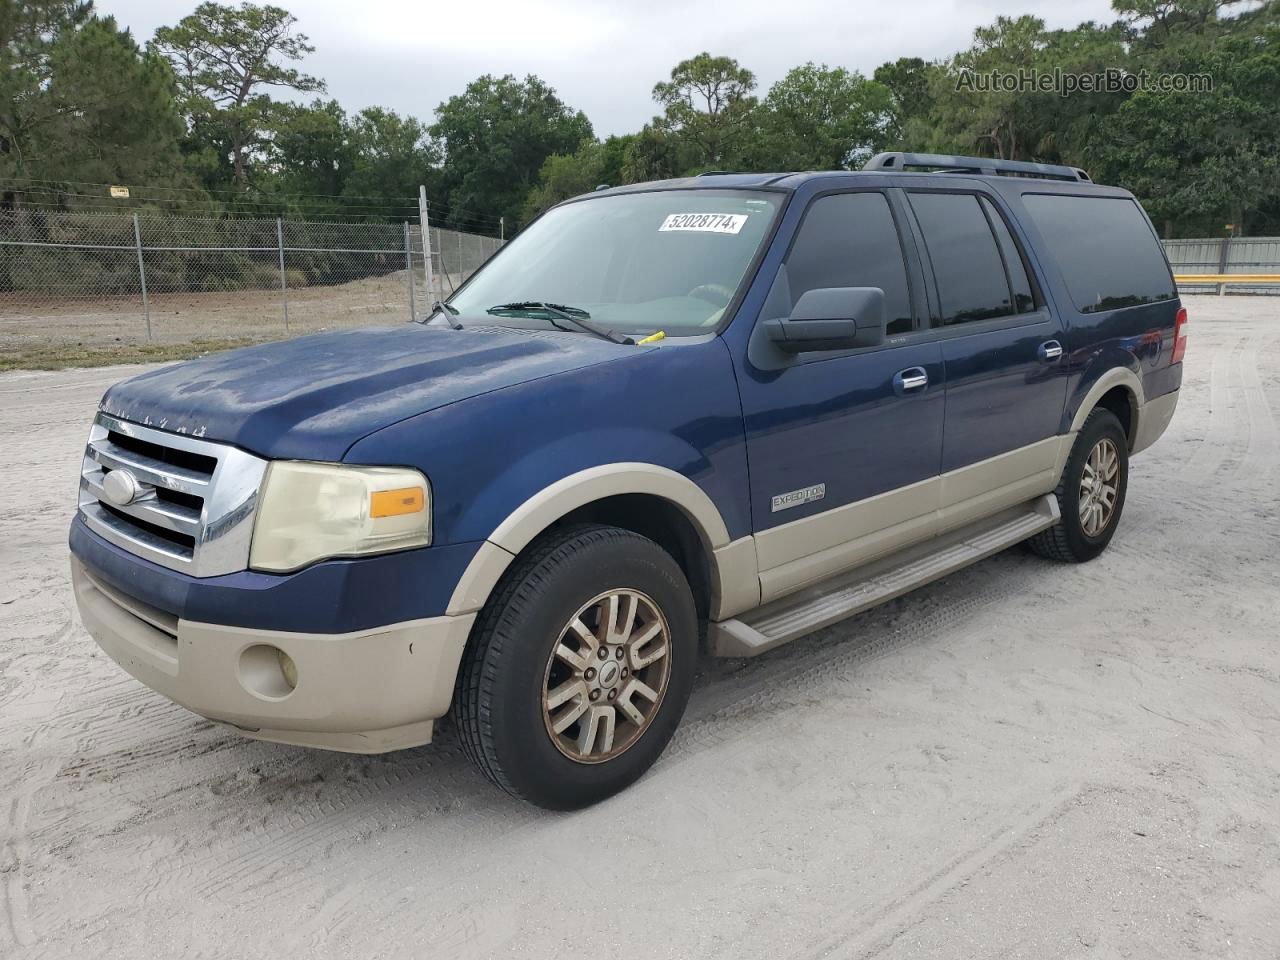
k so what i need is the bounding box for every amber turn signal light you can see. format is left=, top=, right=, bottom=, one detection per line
left=370, top=487, right=425, bottom=518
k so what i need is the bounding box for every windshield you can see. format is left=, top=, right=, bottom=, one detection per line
left=447, top=189, right=783, bottom=338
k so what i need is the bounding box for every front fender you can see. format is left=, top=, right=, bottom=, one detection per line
left=444, top=461, right=759, bottom=619
left=346, top=339, right=748, bottom=541
left=486, top=459, right=731, bottom=554
left=444, top=424, right=729, bottom=552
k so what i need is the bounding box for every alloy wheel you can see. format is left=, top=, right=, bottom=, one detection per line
left=1079, top=437, right=1120, bottom=537
left=541, top=589, right=672, bottom=763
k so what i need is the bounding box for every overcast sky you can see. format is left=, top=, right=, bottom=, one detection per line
left=102, top=0, right=1120, bottom=136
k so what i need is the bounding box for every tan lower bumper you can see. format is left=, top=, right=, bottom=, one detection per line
left=1133, top=389, right=1180, bottom=455
left=71, top=557, right=475, bottom=753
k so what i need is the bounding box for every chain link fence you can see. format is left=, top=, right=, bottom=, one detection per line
left=0, top=208, right=504, bottom=355
left=3, top=211, right=1275, bottom=367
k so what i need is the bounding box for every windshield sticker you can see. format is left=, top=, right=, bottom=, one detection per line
left=659, top=213, right=748, bottom=235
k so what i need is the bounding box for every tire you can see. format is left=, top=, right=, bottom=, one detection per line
left=455, top=523, right=698, bottom=810
left=1027, top=408, right=1129, bottom=563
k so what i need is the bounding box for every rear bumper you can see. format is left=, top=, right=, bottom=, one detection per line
left=72, top=556, right=475, bottom=753
left=1133, top=387, right=1179, bottom=455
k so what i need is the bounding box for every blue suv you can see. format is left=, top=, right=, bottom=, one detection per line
left=70, top=153, right=1185, bottom=809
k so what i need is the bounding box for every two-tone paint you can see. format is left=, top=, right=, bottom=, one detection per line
left=70, top=168, right=1182, bottom=677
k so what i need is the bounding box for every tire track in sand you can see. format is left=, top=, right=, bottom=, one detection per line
left=1180, top=332, right=1247, bottom=484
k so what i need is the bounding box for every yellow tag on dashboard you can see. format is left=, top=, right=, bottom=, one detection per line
left=370, top=487, right=424, bottom=518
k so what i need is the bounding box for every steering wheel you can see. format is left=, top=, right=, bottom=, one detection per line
left=687, top=283, right=734, bottom=307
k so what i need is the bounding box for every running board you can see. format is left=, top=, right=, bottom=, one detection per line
left=709, top=494, right=1060, bottom=658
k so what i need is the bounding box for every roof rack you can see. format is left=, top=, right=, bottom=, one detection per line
left=863, top=151, right=1091, bottom=183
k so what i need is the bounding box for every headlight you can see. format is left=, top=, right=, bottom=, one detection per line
left=249, top=462, right=431, bottom=572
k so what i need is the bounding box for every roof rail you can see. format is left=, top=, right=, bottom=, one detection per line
left=863, top=151, right=1091, bottom=183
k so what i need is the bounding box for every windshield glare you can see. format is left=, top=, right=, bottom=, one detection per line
left=448, top=189, right=783, bottom=337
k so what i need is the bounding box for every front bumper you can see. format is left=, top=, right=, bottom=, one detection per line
left=72, top=557, right=475, bottom=753
left=68, top=514, right=481, bottom=635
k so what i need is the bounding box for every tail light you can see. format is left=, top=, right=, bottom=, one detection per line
left=1171, top=307, right=1188, bottom=364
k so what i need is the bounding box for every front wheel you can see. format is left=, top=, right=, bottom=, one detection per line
left=1028, top=408, right=1129, bottom=563
left=455, top=524, right=698, bottom=809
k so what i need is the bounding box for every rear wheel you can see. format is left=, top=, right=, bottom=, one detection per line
left=1028, top=408, right=1129, bottom=563
left=456, top=524, right=697, bottom=809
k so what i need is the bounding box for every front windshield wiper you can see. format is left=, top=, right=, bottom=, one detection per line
left=486, top=301, right=634, bottom=345
left=424, top=300, right=463, bottom=330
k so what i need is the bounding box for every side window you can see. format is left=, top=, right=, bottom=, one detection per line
left=1022, top=194, right=1175, bottom=313
left=785, top=192, right=914, bottom=335
left=909, top=192, right=1016, bottom=326
left=980, top=196, right=1036, bottom=313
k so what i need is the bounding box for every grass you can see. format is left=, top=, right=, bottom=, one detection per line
left=0, top=337, right=264, bottom=372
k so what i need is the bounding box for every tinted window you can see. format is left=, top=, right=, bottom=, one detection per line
left=786, top=192, right=914, bottom=334
left=1023, top=194, right=1175, bottom=313
left=910, top=192, right=1015, bottom=325
left=981, top=196, right=1036, bottom=313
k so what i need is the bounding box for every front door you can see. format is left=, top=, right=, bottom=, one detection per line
left=734, top=189, right=946, bottom=602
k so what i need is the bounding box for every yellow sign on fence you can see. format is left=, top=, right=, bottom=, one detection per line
left=109, top=185, right=130, bottom=199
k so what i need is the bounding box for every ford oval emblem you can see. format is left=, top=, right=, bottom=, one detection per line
left=102, top=469, right=143, bottom=506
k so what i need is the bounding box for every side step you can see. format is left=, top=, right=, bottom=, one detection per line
left=709, top=494, right=1060, bottom=658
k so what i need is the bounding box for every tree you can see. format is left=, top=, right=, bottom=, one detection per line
left=40, top=16, right=185, bottom=185
left=753, top=63, right=893, bottom=170
left=1113, top=0, right=1248, bottom=44
left=344, top=107, right=440, bottom=204
left=270, top=102, right=439, bottom=217
left=650, top=52, right=757, bottom=169
left=620, top=125, right=691, bottom=183
left=1028, top=22, right=1129, bottom=165
left=153, top=2, right=324, bottom=190
left=519, top=143, right=602, bottom=223
left=1, top=4, right=184, bottom=200
left=1094, top=18, right=1280, bottom=235
left=270, top=99, right=352, bottom=202
left=0, top=0, right=93, bottom=178
left=873, top=57, right=933, bottom=145
left=431, top=74, right=592, bottom=228
left=3, top=0, right=1271, bottom=238
left=938, top=15, right=1051, bottom=160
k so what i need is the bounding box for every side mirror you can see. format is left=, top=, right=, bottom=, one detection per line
left=763, top=287, right=886, bottom=353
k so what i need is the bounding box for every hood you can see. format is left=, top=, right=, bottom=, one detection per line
left=100, top=324, right=638, bottom=461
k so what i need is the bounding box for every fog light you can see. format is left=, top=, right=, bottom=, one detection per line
left=238, top=644, right=296, bottom=700
left=276, top=648, right=298, bottom=689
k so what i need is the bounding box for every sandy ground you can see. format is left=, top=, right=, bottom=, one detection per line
left=0, top=269, right=469, bottom=357
left=1, top=295, right=1278, bottom=959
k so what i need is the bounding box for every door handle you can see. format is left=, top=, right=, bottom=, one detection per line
left=1038, top=340, right=1063, bottom=362
left=894, top=367, right=929, bottom=395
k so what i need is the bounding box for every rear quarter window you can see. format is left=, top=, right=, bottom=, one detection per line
left=1022, top=194, right=1175, bottom=314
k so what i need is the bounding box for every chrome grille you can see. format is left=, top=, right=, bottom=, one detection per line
left=78, top=412, right=268, bottom=577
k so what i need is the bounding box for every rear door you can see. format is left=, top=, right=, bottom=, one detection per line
left=903, top=189, right=1070, bottom=528
left=736, top=188, right=946, bottom=601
